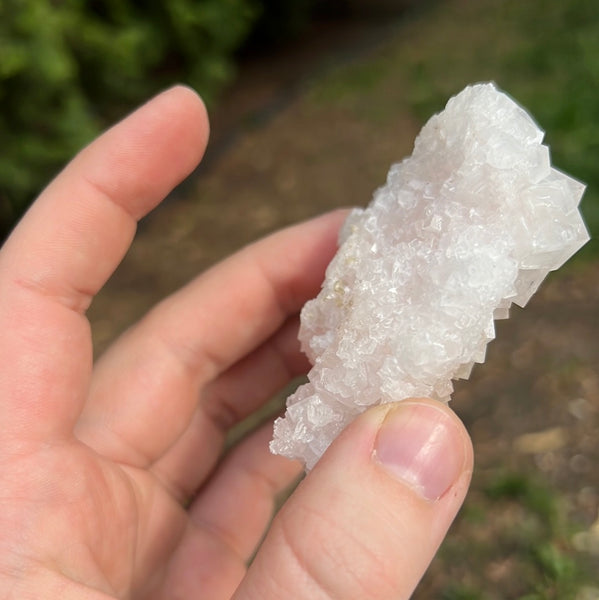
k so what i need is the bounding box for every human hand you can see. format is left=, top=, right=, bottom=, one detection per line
left=0, top=86, right=473, bottom=599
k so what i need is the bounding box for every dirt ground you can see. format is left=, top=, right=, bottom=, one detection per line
left=87, top=3, right=599, bottom=596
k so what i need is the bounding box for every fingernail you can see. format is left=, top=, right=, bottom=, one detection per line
left=373, top=402, right=466, bottom=501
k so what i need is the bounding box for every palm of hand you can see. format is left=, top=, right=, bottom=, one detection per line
left=5, top=424, right=261, bottom=598
left=3, top=439, right=150, bottom=595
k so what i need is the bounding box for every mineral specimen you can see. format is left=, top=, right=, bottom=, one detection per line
left=270, top=82, right=589, bottom=470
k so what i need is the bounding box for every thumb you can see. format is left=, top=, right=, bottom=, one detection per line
left=235, top=399, right=473, bottom=600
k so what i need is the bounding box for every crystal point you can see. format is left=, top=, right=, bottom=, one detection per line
left=270, top=83, right=589, bottom=470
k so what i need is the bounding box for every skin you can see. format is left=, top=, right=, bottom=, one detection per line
left=0, top=86, right=473, bottom=599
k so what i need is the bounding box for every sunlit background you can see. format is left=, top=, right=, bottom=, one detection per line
left=1, top=1, right=598, bottom=597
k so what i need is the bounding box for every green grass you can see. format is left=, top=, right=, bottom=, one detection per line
left=484, top=471, right=559, bottom=525
left=422, top=469, right=597, bottom=599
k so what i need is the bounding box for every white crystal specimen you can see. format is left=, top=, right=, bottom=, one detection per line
left=270, top=82, right=589, bottom=470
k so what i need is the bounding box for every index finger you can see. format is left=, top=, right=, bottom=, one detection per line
left=0, top=86, right=209, bottom=441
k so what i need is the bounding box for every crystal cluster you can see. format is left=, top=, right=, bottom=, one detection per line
left=270, top=83, right=589, bottom=470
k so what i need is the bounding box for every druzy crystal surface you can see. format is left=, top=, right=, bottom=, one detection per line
left=270, top=83, right=589, bottom=470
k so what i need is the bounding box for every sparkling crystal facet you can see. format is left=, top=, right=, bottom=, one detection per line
left=270, top=83, right=590, bottom=470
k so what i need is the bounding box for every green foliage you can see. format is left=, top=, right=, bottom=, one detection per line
left=0, top=0, right=260, bottom=236
left=480, top=470, right=594, bottom=599
left=484, top=471, right=558, bottom=525
left=533, top=543, right=577, bottom=584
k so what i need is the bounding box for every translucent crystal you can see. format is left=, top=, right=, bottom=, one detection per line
left=270, top=82, right=589, bottom=470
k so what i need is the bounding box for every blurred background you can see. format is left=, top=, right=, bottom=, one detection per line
left=1, top=0, right=598, bottom=597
